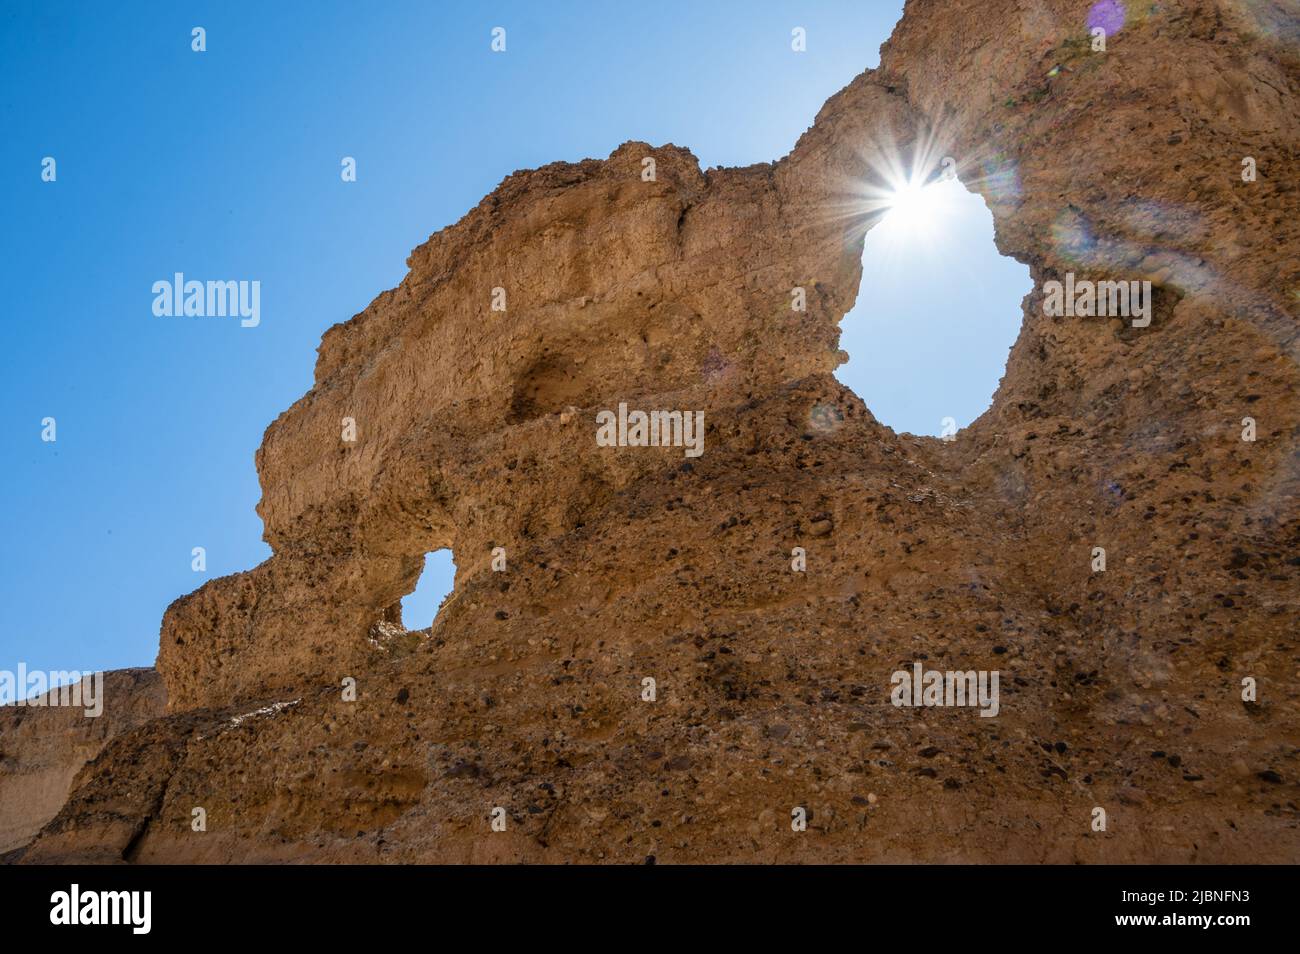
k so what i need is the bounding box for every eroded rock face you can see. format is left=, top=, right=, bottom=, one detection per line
left=15, top=0, right=1299, bottom=863
left=0, top=669, right=164, bottom=858
left=155, top=76, right=919, bottom=711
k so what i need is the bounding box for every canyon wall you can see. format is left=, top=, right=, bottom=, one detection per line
left=153, top=75, right=920, bottom=712
left=10, top=0, right=1298, bottom=863
left=0, top=670, right=164, bottom=856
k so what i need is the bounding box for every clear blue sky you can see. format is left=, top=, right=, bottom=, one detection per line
left=1, top=0, right=1027, bottom=677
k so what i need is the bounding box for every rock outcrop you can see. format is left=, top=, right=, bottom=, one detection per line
left=9, top=0, right=1299, bottom=863
left=153, top=78, right=919, bottom=712
left=0, top=670, right=165, bottom=858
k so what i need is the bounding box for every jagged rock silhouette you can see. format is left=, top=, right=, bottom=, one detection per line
left=6, top=0, right=1298, bottom=863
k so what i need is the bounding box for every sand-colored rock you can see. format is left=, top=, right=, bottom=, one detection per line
left=154, top=78, right=920, bottom=712
left=10, top=0, right=1299, bottom=862
left=0, top=669, right=165, bottom=857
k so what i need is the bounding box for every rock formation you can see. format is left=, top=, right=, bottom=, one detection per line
left=7, top=0, right=1298, bottom=863
left=0, top=670, right=164, bottom=857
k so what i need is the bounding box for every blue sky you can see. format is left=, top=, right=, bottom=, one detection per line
left=0, top=1, right=1027, bottom=678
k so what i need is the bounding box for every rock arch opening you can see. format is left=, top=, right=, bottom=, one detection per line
left=836, top=174, right=1030, bottom=437
left=399, top=549, right=456, bottom=631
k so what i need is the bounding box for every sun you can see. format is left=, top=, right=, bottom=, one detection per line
left=879, top=175, right=956, bottom=241
left=824, top=129, right=972, bottom=256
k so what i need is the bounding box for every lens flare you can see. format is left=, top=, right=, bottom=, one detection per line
left=809, top=121, right=1021, bottom=268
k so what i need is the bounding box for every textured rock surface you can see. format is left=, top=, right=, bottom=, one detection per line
left=0, top=669, right=164, bottom=857
left=11, top=0, right=1299, bottom=862
left=153, top=82, right=917, bottom=712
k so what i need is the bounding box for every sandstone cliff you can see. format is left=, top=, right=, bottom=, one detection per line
left=0, top=670, right=165, bottom=856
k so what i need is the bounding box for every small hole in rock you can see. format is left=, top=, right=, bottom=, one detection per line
left=400, top=549, right=455, bottom=630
